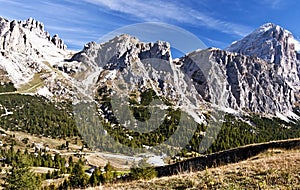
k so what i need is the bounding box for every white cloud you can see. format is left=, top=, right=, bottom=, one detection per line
left=84, top=0, right=252, bottom=37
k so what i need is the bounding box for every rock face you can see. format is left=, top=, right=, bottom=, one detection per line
left=70, top=34, right=204, bottom=123
left=226, top=23, right=300, bottom=87
left=51, top=34, right=66, bottom=50
left=71, top=34, right=171, bottom=68
left=179, top=48, right=294, bottom=114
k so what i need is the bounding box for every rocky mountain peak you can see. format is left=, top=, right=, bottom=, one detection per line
left=0, top=17, right=66, bottom=53
left=254, top=23, right=288, bottom=36
left=227, top=23, right=298, bottom=61
left=21, top=17, right=45, bottom=37
left=0, top=17, right=70, bottom=97
left=226, top=23, right=300, bottom=86
left=70, top=34, right=171, bottom=69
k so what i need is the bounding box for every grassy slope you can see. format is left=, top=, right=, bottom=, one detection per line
left=99, top=139, right=300, bottom=189
left=104, top=147, right=300, bottom=189
left=17, top=72, right=45, bottom=93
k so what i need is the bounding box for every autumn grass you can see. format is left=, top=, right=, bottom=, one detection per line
left=104, top=148, right=300, bottom=189
left=17, top=72, right=45, bottom=93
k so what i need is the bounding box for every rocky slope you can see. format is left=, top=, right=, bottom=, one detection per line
left=226, top=23, right=300, bottom=91
left=70, top=34, right=205, bottom=124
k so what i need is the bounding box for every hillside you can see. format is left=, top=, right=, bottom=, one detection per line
left=104, top=142, right=300, bottom=189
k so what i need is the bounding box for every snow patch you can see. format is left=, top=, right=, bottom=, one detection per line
left=218, top=106, right=239, bottom=115
left=0, top=107, right=13, bottom=117
left=147, top=155, right=165, bottom=166
left=290, top=38, right=300, bottom=52
left=276, top=112, right=290, bottom=123
left=285, top=110, right=300, bottom=120
left=37, top=86, right=53, bottom=98
left=186, top=108, right=205, bottom=124
left=239, top=117, right=255, bottom=126
left=230, top=41, right=238, bottom=46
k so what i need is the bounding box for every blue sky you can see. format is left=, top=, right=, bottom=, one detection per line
left=0, top=0, right=299, bottom=53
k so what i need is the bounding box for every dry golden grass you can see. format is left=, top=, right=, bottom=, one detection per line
left=31, top=167, right=58, bottom=174
left=104, top=148, right=300, bottom=190
left=17, top=72, right=45, bottom=93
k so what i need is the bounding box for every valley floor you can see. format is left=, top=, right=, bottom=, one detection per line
left=103, top=148, right=300, bottom=189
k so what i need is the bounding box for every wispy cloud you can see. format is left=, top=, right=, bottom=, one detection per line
left=84, top=0, right=252, bottom=37
left=63, top=38, right=89, bottom=49
left=201, top=36, right=230, bottom=49
left=258, top=0, right=284, bottom=9
left=46, top=25, right=95, bottom=34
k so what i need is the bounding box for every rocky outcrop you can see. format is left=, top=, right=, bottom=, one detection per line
left=70, top=34, right=204, bottom=124
left=51, top=34, right=66, bottom=50
left=179, top=48, right=295, bottom=114
left=70, top=34, right=171, bottom=69
left=70, top=34, right=174, bottom=95
left=0, top=17, right=66, bottom=54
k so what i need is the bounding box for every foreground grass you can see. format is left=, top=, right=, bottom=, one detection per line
left=104, top=148, right=300, bottom=189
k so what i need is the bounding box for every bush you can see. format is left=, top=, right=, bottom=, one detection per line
left=130, top=159, right=158, bottom=180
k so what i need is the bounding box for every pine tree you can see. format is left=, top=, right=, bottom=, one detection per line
left=103, top=162, right=114, bottom=182
left=129, top=159, right=157, bottom=180
left=5, top=157, right=41, bottom=190
left=68, top=159, right=89, bottom=188
left=89, top=172, right=98, bottom=187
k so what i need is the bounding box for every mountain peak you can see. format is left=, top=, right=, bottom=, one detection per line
left=71, top=33, right=171, bottom=70
left=226, top=22, right=300, bottom=59
left=251, top=23, right=295, bottom=41
left=0, top=17, right=67, bottom=51
left=0, top=16, right=69, bottom=87
left=226, top=22, right=300, bottom=87
left=258, top=22, right=281, bottom=31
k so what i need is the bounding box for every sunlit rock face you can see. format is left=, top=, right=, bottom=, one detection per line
left=226, top=23, right=300, bottom=87
left=179, top=48, right=294, bottom=114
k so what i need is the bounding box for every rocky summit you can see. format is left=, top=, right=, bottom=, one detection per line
left=226, top=23, right=300, bottom=89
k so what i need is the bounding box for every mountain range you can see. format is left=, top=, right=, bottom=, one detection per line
left=0, top=17, right=300, bottom=126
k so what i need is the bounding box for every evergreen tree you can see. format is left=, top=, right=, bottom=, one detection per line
left=130, top=159, right=157, bottom=180
left=89, top=172, right=98, bottom=187
left=68, top=159, right=89, bottom=188
left=5, top=158, right=41, bottom=190
left=103, top=162, right=114, bottom=182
